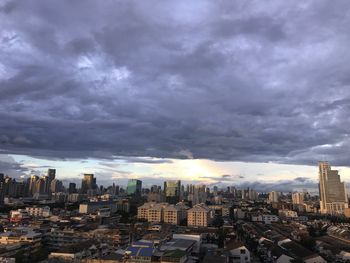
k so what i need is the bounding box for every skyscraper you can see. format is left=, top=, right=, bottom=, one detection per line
left=46, top=169, right=56, bottom=194
left=127, top=179, right=142, bottom=196
left=48, top=169, right=56, bottom=181
left=164, top=180, right=181, bottom=204
left=81, top=174, right=97, bottom=194
left=319, top=161, right=348, bottom=214
left=50, top=179, right=63, bottom=193
left=292, top=192, right=305, bottom=205
left=268, top=191, right=279, bottom=203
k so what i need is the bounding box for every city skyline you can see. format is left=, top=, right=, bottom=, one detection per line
left=3, top=154, right=350, bottom=193
left=2, top=1, right=350, bottom=262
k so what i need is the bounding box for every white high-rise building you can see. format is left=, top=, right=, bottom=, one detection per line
left=319, top=161, right=348, bottom=214
left=268, top=191, right=279, bottom=203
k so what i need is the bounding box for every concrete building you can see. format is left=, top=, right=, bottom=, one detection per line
left=137, top=202, right=188, bottom=224
left=9, top=210, right=30, bottom=223
left=226, top=242, right=251, bottom=263
left=148, top=203, right=164, bottom=223
left=187, top=203, right=213, bottom=227
left=25, top=206, right=50, bottom=217
left=163, top=204, right=188, bottom=225
left=268, top=191, right=279, bottom=203
left=278, top=209, right=298, bottom=219
left=319, top=161, right=348, bottom=214
left=68, top=193, right=85, bottom=203
left=292, top=192, right=305, bottom=205
left=79, top=201, right=117, bottom=214
left=0, top=230, right=42, bottom=254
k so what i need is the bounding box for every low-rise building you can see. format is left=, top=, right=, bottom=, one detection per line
left=137, top=202, right=188, bottom=224
left=278, top=209, right=298, bottom=219
left=25, top=206, right=50, bottom=218
left=79, top=201, right=117, bottom=214
left=226, top=242, right=251, bottom=263
left=9, top=210, right=30, bottom=223
left=0, top=230, right=42, bottom=254
left=262, top=214, right=279, bottom=224
left=161, top=249, right=187, bottom=263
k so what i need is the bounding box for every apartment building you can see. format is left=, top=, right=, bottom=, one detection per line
left=163, top=204, right=188, bottom=225
left=25, top=206, right=50, bottom=218
left=137, top=202, right=188, bottom=224
left=187, top=203, right=213, bottom=227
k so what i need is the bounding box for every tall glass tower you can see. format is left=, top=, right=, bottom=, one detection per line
left=127, top=179, right=142, bottom=196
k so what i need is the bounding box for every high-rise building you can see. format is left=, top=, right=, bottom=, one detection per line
left=50, top=179, right=63, bottom=193
left=319, top=161, right=348, bottom=214
left=213, top=186, right=218, bottom=195
left=188, top=184, right=207, bottom=205
left=268, top=191, right=279, bottom=203
left=68, top=183, right=77, bottom=194
left=0, top=174, right=5, bottom=203
left=46, top=169, right=56, bottom=194
left=127, top=179, right=142, bottom=196
left=81, top=174, right=97, bottom=194
left=164, top=180, right=181, bottom=204
left=34, top=178, right=46, bottom=195
left=28, top=175, right=39, bottom=196
left=242, top=188, right=258, bottom=201
left=292, top=192, right=305, bottom=205
left=48, top=169, right=56, bottom=181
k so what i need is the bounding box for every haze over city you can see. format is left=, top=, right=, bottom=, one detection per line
left=2, top=0, right=350, bottom=190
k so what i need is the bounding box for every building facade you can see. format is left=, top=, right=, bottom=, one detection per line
left=319, top=162, right=348, bottom=214
left=187, top=203, right=213, bottom=227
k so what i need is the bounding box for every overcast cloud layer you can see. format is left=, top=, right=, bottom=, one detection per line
left=1, top=0, right=350, bottom=166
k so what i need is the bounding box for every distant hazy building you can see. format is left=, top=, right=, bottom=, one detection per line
left=319, top=161, right=348, bottom=214
left=268, top=191, right=279, bottom=203
left=50, top=179, right=63, bottom=193
left=68, top=193, right=85, bottom=203
left=188, top=185, right=207, bottom=205
left=48, top=169, right=56, bottom=181
left=28, top=175, right=38, bottom=196
left=242, top=188, right=258, bottom=201
left=68, top=183, right=77, bottom=194
left=292, top=192, right=305, bottom=205
left=148, top=192, right=166, bottom=202
left=127, top=179, right=142, bottom=196
left=81, top=174, right=96, bottom=194
left=47, top=169, right=56, bottom=193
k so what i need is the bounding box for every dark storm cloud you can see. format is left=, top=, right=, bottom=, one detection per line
left=1, top=0, right=350, bottom=165
left=237, top=177, right=318, bottom=193
left=0, top=155, right=28, bottom=177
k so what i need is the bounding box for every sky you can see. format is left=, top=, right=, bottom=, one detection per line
left=1, top=0, right=350, bottom=191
